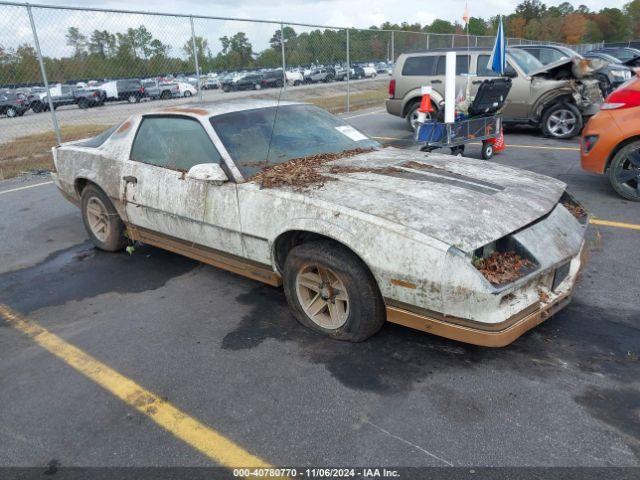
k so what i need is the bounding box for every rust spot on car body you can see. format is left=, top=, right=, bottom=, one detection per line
left=163, top=107, right=209, bottom=116
left=391, top=278, right=417, bottom=289
left=116, top=121, right=131, bottom=133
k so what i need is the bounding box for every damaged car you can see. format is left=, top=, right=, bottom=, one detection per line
left=387, top=47, right=603, bottom=138
left=51, top=100, right=588, bottom=347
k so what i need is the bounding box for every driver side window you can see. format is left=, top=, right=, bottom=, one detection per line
left=131, top=116, right=222, bottom=171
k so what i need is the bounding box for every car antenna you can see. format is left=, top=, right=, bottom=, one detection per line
left=265, top=69, right=285, bottom=167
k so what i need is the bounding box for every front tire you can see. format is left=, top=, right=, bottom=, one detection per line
left=6, top=107, right=17, bottom=118
left=184, top=91, right=192, bottom=97
left=283, top=241, right=385, bottom=342
left=127, top=94, right=139, bottom=104
left=542, top=103, right=582, bottom=139
left=608, top=140, right=640, bottom=201
left=81, top=185, right=128, bottom=251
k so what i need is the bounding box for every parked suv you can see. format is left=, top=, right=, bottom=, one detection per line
left=513, top=44, right=632, bottom=95
left=0, top=92, right=29, bottom=118
left=223, top=74, right=263, bottom=92
left=387, top=47, right=603, bottom=138
left=260, top=69, right=285, bottom=89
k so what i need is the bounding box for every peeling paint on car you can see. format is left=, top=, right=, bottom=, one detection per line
left=50, top=100, right=588, bottom=338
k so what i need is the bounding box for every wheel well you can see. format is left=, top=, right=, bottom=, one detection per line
left=402, top=96, right=437, bottom=117
left=273, top=230, right=370, bottom=276
left=538, top=95, right=576, bottom=120
left=74, top=178, right=99, bottom=197
left=605, top=135, right=640, bottom=171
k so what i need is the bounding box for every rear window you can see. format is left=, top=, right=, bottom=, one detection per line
left=75, top=124, right=119, bottom=148
left=401, top=56, right=436, bottom=76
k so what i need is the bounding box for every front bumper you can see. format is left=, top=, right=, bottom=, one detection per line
left=386, top=292, right=572, bottom=347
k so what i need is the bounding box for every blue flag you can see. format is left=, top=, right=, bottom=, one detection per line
left=487, top=16, right=506, bottom=75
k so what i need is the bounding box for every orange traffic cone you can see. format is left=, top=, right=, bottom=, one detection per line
left=419, top=91, right=433, bottom=113
left=493, top=128, right=505, bottom=152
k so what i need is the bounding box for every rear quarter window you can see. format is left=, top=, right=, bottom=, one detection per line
left=401, top=56, right=436, bottom=76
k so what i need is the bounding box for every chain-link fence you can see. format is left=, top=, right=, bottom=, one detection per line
left=0, top=0, right=554, bottom=172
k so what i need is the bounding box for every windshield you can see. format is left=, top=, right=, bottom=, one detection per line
left=508, top=48, right=544, bottom=75
left=210, top=104, right=380, bottom=178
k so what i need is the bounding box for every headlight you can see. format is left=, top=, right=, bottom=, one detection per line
left=611, top=70, right=629, bottom=78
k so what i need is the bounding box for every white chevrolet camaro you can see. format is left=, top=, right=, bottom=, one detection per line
left=51, top=99, right=588, bottom=346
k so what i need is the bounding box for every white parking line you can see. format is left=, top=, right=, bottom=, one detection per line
left=0, top=181, right=53, bottom=196
left=342, top=109, right=386, bottom=119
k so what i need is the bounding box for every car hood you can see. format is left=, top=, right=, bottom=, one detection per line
left=528, top=56, right=606, bottom=78
left=291, top=147, right=567, bottom=252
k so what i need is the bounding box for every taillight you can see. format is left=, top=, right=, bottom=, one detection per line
left=388, top=79, right=395, bottom=98
left=139, top=87, right=145, bottom=93
left=601, top=88, right=640, bottom=110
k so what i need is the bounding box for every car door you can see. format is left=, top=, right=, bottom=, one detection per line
left=121, top=115, right=244, bottom=256
left=475, top=53, right=529, bottom=120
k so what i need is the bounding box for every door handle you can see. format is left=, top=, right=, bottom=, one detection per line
left=472, top=80, right=483, bottom=84
left=123, top=175, right=137, bottom=184
left=431, top=80, right=442, bottom=84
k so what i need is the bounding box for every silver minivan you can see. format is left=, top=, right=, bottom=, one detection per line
left=386, top=47, right=603, bottom=139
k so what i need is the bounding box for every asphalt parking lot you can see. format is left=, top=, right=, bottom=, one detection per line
left=0, top=108, right=639, bottom=472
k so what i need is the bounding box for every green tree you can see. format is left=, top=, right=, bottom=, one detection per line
left=596, top=8, right=630, bottom=42
left=515, top=0, right=547, bottom=21
left=88, top=30, right=116, bottom=59
left=625, top=0, right=640, bottom=37
left=65, top=27, right=87, bottom=57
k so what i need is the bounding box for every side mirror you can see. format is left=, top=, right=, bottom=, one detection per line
left=187, top=163, right=228, bottom=185
left=504, top=67, right=517, bottom=78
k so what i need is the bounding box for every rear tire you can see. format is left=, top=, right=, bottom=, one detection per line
left=608, top=140, right=640, bottom=201
left=283, top=240, right=385, bottom=342
left=81, top=185, right=128, bottom=252
left=406, top=101, right=435, bottom=132
left=6, top=107, right=17, bottom=118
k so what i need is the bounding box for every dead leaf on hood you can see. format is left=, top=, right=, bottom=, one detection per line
left=250, top=148, right=376, bottom=189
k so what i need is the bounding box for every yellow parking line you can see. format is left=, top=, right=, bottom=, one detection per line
left=590, top=218, right=640, bottom=231
left=0, top=304, right=270, bottom=469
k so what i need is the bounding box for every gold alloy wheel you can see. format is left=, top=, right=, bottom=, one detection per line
left=86, top=196, right=110, bottom=243
left=295, top=265, right=350, bottom=329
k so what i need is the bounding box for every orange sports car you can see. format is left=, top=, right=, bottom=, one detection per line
left=581, top=76, right=640, bottom=201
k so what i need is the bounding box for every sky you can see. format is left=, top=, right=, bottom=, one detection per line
left=0, top=0, right=627, bottom=58
left=31, top=0, right=626, bottom=28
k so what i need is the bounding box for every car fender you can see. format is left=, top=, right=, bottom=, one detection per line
left=270, top=218, right=362, bottom=266
left=269, top=217, right=447, bottom=310
left=532, top=89, right=575, bottom=121
left=402, top=87, right=443, bottom=116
